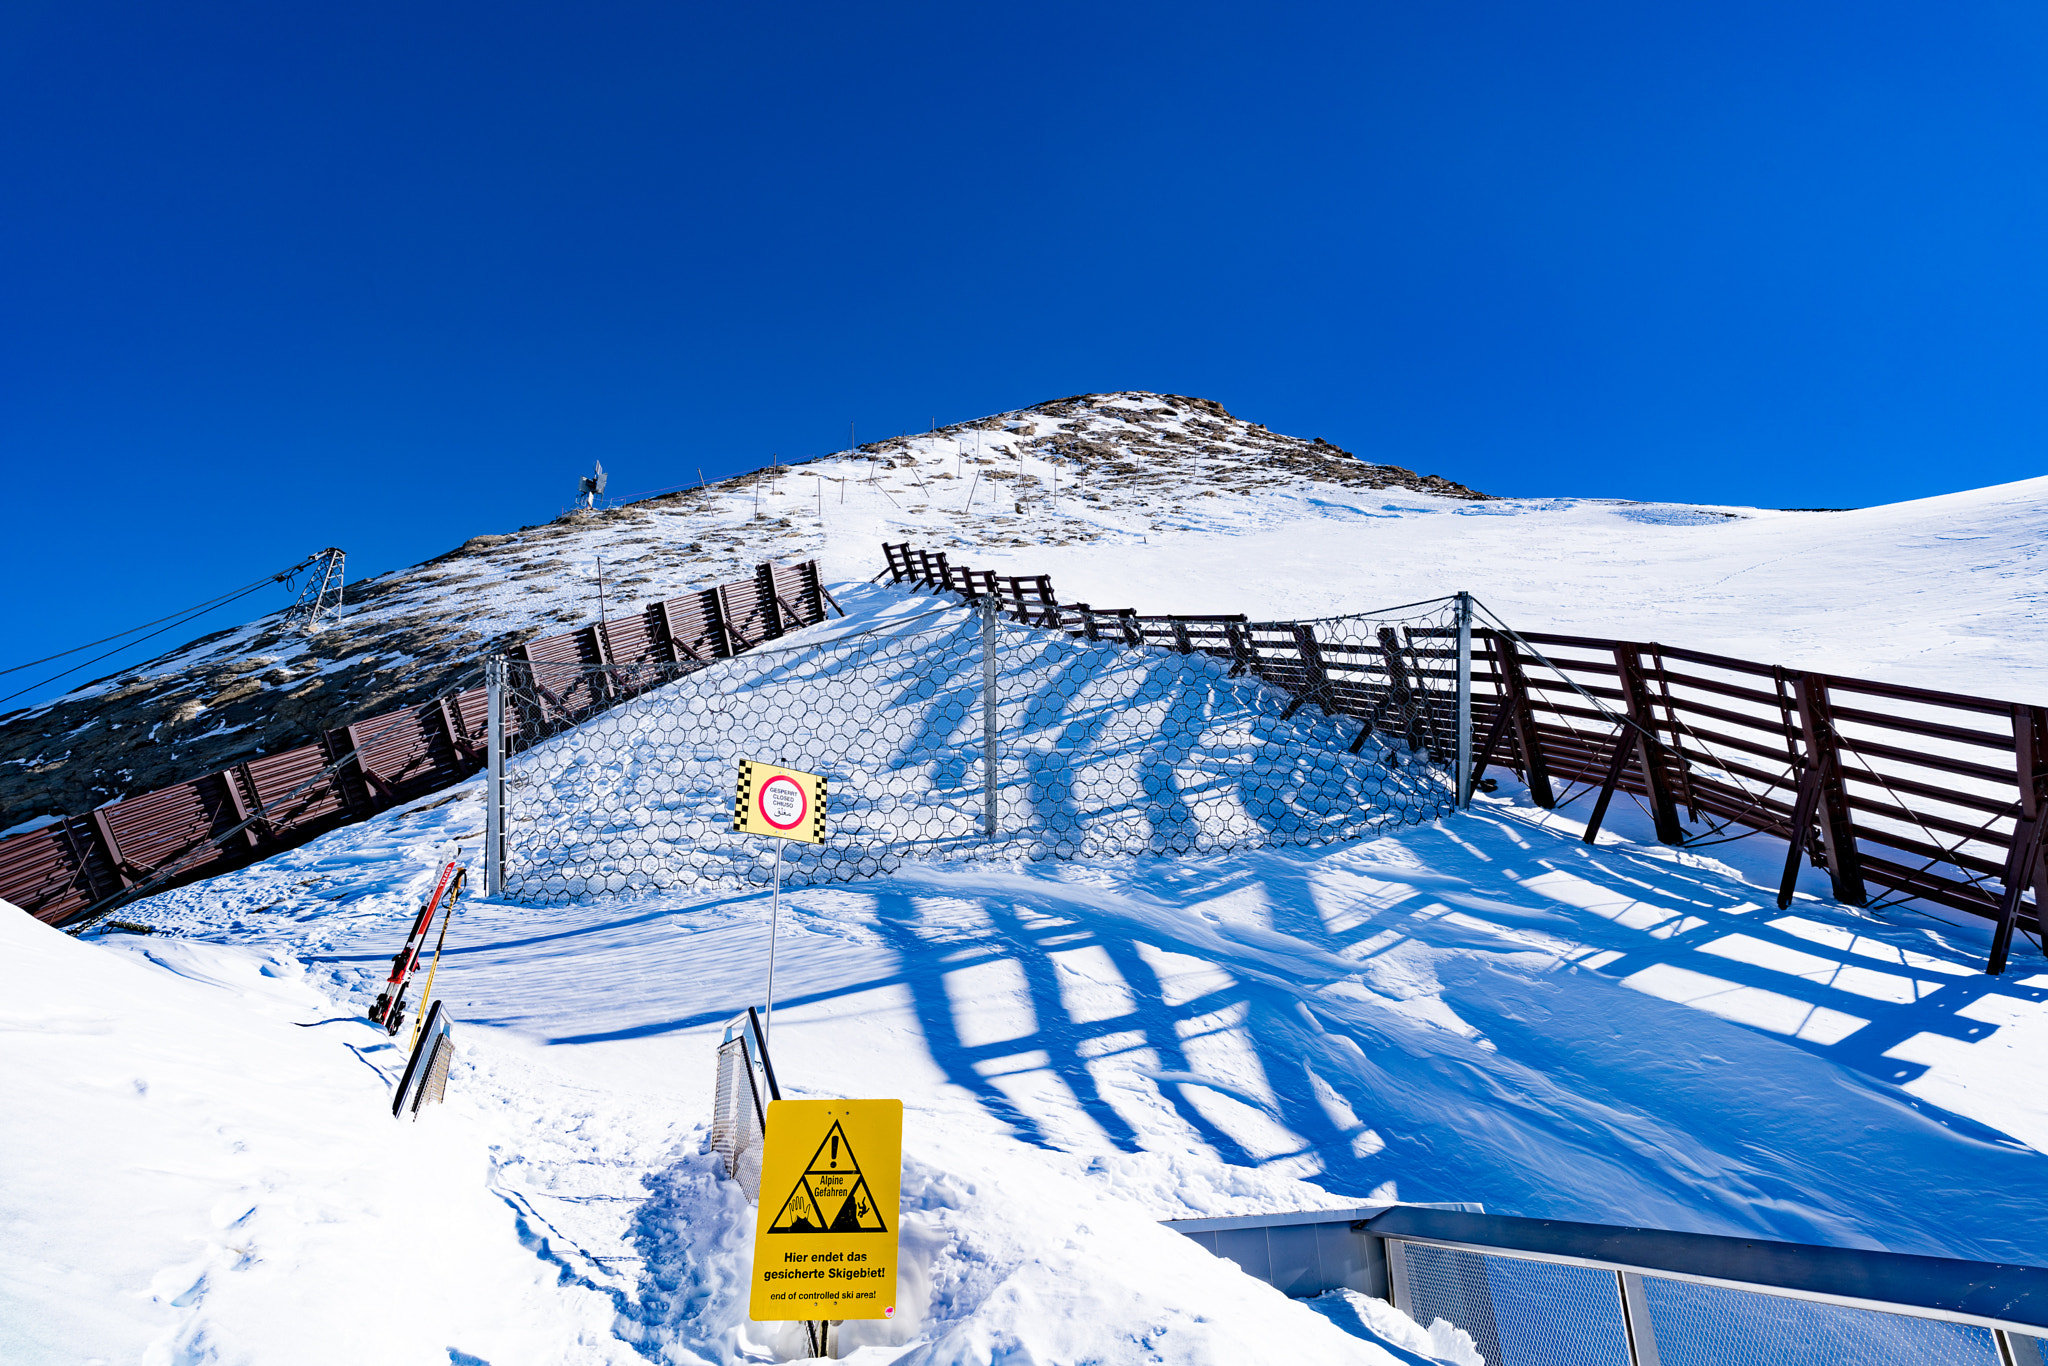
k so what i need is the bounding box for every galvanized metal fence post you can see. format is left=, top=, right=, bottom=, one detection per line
left=1456, top=591, right=1474, bottom=808
left=1616, top=1271, right=1663, bottom=1366
left=982, top=596, right=999, bottom=841
left=485, top=655, right=504, bottom=897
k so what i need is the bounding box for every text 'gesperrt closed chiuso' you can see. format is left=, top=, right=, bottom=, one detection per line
left=731, top=759, right=827, bottom=844
left=748, top=1098, right=901, bottom=1321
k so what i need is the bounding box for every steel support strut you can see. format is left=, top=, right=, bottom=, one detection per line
left=1456, top=593, right=1474, bottom=808
left=485, top=656, right=505, bottom=897
left=982, top=597, right=999, bottom=841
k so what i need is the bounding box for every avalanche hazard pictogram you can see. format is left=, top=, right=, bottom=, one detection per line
left=766, top=1121, right=888, bottom=1233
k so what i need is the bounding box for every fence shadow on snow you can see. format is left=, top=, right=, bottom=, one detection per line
left=508, top=814, right=2048, bottom=1269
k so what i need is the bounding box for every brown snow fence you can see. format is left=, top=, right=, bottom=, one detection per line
left=882, top=543, right=2047, bottom=974
left=0, top=561, right=834, bottom=930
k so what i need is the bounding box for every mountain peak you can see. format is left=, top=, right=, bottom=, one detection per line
left=0, top=394, right=1483, bottom=824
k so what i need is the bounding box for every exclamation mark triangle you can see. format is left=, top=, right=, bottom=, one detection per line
left=767, top=1120, right=887, bottom=1233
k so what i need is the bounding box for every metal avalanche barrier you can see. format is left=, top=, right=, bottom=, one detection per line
left=482, top=595, right=1467, bottom=903
left=883, top=539, right=2048, bottom=977
left=1165, top=1205, right=2048, bottom=1366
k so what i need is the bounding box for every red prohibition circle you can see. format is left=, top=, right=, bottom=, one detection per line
left=756, top=774, right=808, bottom=830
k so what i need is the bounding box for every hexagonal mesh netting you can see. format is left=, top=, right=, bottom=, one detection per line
left=491, top=594, right=1462, bottom=904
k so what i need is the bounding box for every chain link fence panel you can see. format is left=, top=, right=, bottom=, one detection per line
left=491, top=594, right=1463, bottom=905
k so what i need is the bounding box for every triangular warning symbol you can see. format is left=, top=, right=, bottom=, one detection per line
left=767, top=1121, right=888, bottom=1233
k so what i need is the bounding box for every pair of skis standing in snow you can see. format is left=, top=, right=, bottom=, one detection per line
left=371, top=858, right=468, bottom=1120
left=369, top=858, right=464, bottom=1043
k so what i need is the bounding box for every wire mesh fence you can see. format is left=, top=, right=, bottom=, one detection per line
left=487, top=595, right=1464, bottom=904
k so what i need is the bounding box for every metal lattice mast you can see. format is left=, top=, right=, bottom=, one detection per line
left=282, top=548, right=346, bottom=634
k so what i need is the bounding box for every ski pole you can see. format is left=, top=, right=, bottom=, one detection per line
left=370, top=860, right=459, bottom=1032
left=407, top=867, right=466, bottom=1054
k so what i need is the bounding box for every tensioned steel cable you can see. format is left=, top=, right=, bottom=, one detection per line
left=0, top=555, right=325, bottom=708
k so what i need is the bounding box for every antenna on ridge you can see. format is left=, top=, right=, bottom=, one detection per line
left=281, top=548, right=347, bottom=635
left=579, top=460, right=608, bottom=509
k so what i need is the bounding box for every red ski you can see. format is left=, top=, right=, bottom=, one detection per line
left=369, top=860, right=460, bottom=1036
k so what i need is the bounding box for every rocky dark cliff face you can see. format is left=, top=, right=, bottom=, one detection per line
left=0, top=392, right=1483, bottom=827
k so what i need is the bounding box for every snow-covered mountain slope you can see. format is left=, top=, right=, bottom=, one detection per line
left=10, top=388, right=2045, bottom=835
left=9, top=529, right=2048, bottom=1362
left=967, top=473, right=2048, bottom=701
left=0, top=391, right=1480, bottom=827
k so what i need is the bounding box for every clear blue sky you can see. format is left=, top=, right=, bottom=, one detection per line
left=3, top=1, right=2044, bottom=706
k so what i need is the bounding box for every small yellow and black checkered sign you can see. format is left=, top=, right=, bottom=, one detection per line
left=732, top=759, right=827, bottom=844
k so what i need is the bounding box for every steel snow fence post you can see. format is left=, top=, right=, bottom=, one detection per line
left=485, top=656, right=504, bottom=897
left=1617, top=1271, right=1663, bottom=1366
left=983, top=596, right=999, bottom=841
left=1614, top=643, right=1685, bottom=845
left=1224, top=620, right=1255, bottom=677
left=1778, top=768, right=1827, bottom=910
left=1793, top=672, right=1868, bottom=906
left=1497, top=634, right=1556, bottom=808
left=1456, top=592, right=1474, bottom=808
left=1989, top=815, right=2042, bottom=976
left=1995, top=702, right=2048, bottom=974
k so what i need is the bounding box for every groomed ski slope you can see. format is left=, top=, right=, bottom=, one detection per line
left=812, top=471, right=2048, bottom=698
left=7, top=476, right=2048, bottom=1365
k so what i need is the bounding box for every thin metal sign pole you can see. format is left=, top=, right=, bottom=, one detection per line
left=1456, top=592, right=1474, bottom=808
left=982, top=598, right=999, bottom=840
left=763, top=839, right=787, bottom=1047
left=485, top=656, right=504, bottom=897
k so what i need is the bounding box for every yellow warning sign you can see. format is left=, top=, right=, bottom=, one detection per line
left=732, top=759, right=827, bottom=844
left=749, top=1098, right=901, bottom=1321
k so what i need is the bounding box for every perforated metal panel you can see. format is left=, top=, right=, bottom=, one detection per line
left=1400, top=1243, right=1507, bottom=1365
left=414, top=1035, right=453, bottom=1116
left=1640, top=1275, right=2005, bottom=1366
left=708, top=1024, right=767, bottom=1202
left=1392, top=1239, right=2025, bottom=1366
left=1401, top=1242, right=1632, bottom=1366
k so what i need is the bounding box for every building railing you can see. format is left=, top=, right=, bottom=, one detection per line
left=1166, top=1204, right=2048, bottom=1365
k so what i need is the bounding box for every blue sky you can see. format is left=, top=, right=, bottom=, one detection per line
left=3, top=1, right=2044, bottom=705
